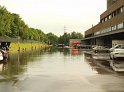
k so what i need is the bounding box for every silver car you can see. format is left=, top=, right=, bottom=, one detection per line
left=110, top=44, right=124, bottom=60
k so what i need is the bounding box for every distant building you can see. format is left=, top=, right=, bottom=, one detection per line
left=83, top=0, right=124, bottom=47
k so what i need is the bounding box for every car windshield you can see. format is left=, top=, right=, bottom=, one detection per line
left=114, top=45, right=124, bottom=49
left=115, top=45, right=121, bottom=49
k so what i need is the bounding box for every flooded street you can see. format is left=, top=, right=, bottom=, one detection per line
left=0, top=48, right=124, bottom=92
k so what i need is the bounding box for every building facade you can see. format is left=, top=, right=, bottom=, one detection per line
left=83, top=0, right=124, bottom=47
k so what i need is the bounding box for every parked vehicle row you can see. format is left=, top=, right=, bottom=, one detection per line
left=57, top=43, right=124, bottom=60
left=92, top=44, right=124, bottom=60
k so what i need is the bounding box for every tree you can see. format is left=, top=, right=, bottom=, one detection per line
left=0, top=5, right=84, bottom=45
left=58, top=31, right=83, bottom=45
left=47, top=32, right=58, bottom=45
left=0, top=6, right=12, bottom=36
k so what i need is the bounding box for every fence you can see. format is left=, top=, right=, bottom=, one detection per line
left=0, top=36, right=42, bottom=43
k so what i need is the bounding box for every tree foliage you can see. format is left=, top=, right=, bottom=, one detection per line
left=0, top=6, right=49, bottom=43
left=47, top=32, right=58, bottom=45
left=58, top=32, right=83, bottom=45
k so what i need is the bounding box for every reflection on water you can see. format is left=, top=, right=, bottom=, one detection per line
left=84, top=54, right=113, bottom=74
left=0, top=48, right=123, bottom=80
left=110, top=60, right=124, bottom=72
left=0, top=48, right=124, bottom=92
left=0, top=48, right=97, bottom=82
left=0, top=49, right=47, bottom=81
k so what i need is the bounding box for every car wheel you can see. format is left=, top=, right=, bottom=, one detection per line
left=94, top=50, right=97, bottom=53
left=110, top=54, right=114, bottom=60
left=110, top=54, right=113, bottom=60
left=110, top=54, right=112, bottom=60
left=112, top=55, right=116, bottom=60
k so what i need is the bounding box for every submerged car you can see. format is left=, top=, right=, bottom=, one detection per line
left=110, top=44, right=124, bottom=60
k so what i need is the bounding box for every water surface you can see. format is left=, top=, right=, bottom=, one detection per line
left=0, top=48, right=124, bottom=92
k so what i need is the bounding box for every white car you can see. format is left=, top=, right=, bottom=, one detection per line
left=110, top=44, right=124, bottom=60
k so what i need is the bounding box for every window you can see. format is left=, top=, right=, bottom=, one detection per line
left=100, top=19, right=103, bottom=23
left=95, top=31, right=101, bottom=35
left=117, top=8, right=121, bottom=14
left=121, top=6, right=123, bottom=13
left=105, top=17, right=107, bottom=21
left=113, top=11, right=116, bottom=16
left=111, top=25, right=116, bottom=31
left=117, top=6, right=124, bottom=14
left=117, top=23, right=124, bottom=29
left=101, top=19, right=105, bottom=23
left=108, top=14, right=112, bottom=19
left=106, top=27, right=111, bottom=32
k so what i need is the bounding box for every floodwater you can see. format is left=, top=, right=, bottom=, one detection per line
left=0, top=48, right=124, bottom=92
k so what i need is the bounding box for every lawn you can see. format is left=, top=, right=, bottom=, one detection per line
left=9, top=42, right=50, bottom=53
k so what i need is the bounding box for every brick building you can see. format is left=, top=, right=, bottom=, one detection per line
left=83, top=0, right=124, bottom=47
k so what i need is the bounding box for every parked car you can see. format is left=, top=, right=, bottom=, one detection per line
left=110, top=44, right=122, bottom=52
left=57, top=44, right=64, bottom=48
left=92, top=46, right=109, bottom=53
left=110, top=44, right=124, bottom=60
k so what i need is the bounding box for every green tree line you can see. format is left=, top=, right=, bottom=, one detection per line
left=0, top=6, right=48, bottom=41
left=58, top=32, right=83, bottom=45
left=0, top=6, right=83, bottom=45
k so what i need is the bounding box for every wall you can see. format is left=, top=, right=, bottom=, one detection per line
left=107, top=0, right=118, bottom=9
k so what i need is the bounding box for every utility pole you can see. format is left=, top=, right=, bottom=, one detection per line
left=64, top=26, right=67, bottom=34
left=63, top=26, right=67, bottom=46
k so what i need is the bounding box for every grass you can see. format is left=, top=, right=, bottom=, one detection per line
left=9, top=42, right=50, bottom=54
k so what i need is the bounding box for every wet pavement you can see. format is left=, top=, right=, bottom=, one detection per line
left=0, top=48, right=124, bottom=92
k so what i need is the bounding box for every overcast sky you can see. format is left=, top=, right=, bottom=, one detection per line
left=0, top=0, right=106, bottom=36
